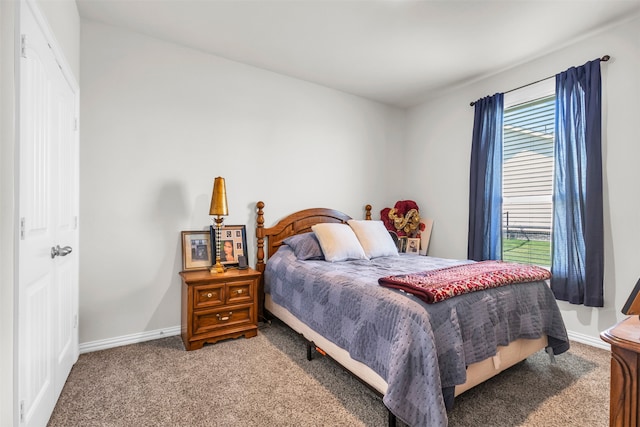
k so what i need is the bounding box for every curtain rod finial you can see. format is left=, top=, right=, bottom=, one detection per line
left=601, top=55, right=610, bottom=62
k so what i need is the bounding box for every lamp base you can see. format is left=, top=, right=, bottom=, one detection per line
left=210, top=217, right=226, bottom=274
left=209, top=260, right=225, bottom=274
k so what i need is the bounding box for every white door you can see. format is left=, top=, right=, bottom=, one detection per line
left=17, top=1, right=79, bottom=425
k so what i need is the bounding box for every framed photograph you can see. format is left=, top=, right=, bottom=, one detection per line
left=181, top=230, right=212, bottom=271
left=397, top=236, right=407, bottom=253
left=211, top=225, right=248, bottom=267
left=407, top=238, right=420, bottom=254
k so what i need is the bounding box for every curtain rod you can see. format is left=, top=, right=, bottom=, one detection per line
left=469, top=55, right=610, bottom=107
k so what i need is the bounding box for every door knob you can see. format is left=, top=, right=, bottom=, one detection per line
left=51, top=245, right=72, bottom=259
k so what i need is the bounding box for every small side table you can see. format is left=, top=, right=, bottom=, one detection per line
left=180, top=267, right=261, bottom=351
left=601, top=315, right=640, bottom=426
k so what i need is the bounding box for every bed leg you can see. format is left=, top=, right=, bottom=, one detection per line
left=545, top=346, right=556, bottom=364
left=303, top=334, right=395, bottom=426
left=306, top=341, right=313, bottom=361
left=388, top=409, right=397, bottom=427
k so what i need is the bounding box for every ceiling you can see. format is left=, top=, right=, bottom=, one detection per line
left=75, top=0, right=640, bottom=108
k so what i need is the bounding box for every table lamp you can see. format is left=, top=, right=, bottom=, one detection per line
left=209, top=177, right=228, bottom=273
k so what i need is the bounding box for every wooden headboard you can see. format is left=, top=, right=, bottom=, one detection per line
left=254, top=201, right=371, bottom=319
left=255, top=201, right=372, bottom=275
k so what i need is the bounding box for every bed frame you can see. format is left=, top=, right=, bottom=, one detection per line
left=255, top=201, right=549, bottom=424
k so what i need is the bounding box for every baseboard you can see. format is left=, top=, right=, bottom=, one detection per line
left=79, top=325, right=181, bottom=354
left=78, top=325, right=609, bottom=355
left=567, top=330, right=610, bottom=351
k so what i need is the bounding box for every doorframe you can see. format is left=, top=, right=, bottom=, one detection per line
left=0, top=1, right=18, bottom=425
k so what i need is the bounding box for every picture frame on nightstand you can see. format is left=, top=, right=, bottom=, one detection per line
left=211, top=224, right=248, bottom=268
left=181, top=230, right=212, bottom=271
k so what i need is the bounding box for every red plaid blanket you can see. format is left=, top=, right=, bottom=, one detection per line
left=378, top=260, right=551, bottom=304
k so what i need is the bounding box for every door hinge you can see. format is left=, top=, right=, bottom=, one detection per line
left=19, top=400, right=24, bottom=422
left=74, top=118, right=79, bottom=131
left=74, top=216, right=78, bottom=230
left=20, top=217, right=25, bottom=240
left=73, top=314, right=78, bottom=329
left=20, top=35, right=26, bottom=58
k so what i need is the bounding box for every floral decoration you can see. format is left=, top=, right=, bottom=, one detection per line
left=381, top=200, right=426, bottom=238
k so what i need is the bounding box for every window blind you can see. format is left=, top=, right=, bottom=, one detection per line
left=502, top=95, right=555, bottom=266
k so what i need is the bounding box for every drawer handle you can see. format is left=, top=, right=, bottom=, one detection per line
left=216, top=311, right=233, bottom=321
left=207, top=292, right=213, bottom=298
left=234, top=289, right=244, bottom=294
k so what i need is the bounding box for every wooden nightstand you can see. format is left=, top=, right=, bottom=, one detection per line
left=601, top=315, right=640, bottom=426
left=180, top=267, right=261, bottom=351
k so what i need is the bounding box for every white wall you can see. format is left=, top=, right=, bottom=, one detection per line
left=404, top=16, right=640, bottom=344
left=79, top=21, right=404, bottom=344
left=0, top=1, right=79, bottom=425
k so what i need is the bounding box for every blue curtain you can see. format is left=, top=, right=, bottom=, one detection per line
left=551, top=59, right=604, bottom=306
left=468, top=93, right=504, bottom=261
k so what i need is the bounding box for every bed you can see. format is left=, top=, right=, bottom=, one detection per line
left=255, top=201, right=569, bottom=426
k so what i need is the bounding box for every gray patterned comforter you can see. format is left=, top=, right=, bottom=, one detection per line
left=264, top=247, right=569, bottom=427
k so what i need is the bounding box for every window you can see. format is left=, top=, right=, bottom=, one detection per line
left=469, top=60, right=603, bottom=304
left=502, top=80, right=555, bottom=266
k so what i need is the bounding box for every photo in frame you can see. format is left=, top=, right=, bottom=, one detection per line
left=210, top=224, right=248, bottom=267
left=181, top=230, right=212, bottom=271
left=406, top=238, right=420, bottom=254
left=397, top=236, right=408, bottom=253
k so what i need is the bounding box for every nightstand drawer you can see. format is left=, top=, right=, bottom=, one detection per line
left=193, top=283, right=225, bottom=308
left=192, top=304, right=253, bottom=336
left=227, top=280, right=253, bottom=304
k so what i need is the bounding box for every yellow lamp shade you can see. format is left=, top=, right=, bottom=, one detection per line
left=209, top=177, right=228, bottom=216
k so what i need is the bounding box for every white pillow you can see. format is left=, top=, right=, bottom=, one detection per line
left=347, top=220, right=399, bottom=259
left=311, top=223, right=368, bottom=262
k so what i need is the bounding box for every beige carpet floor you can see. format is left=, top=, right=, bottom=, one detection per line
left=48, top=320, right=610, bottom=426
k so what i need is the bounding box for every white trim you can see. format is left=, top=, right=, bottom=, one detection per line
left=24, top=0, right=78, bottom=92
left=79, top=326, right=181, bottom=354
left=503, top=77, right=554, bottom=109
left=77, top=324, right=609, bottom=357
left=567, top=329, right=610, bottom=351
